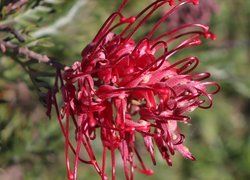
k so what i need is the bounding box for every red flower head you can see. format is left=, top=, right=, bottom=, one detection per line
left=51, top=0, right=220, bottom=179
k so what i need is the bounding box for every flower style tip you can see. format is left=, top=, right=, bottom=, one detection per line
left=50, top=0, right=220, bottom=179
left=167, top=0, right=175, bottom=6
left=191, top=0, right=199, bottom=5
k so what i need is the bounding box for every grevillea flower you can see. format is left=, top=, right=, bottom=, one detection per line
left=50, top=0, right=220, bottom=179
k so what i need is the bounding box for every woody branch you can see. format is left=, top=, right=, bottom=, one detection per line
left=0, top=24, right=65, bottom=70
left=4, top=0, right=29, bottom=14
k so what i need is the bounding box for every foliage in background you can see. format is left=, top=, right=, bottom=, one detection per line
left=0, top=0, right=250, bottom=179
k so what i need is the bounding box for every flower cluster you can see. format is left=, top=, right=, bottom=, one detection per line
left=51, top=0, right=220, bottom=179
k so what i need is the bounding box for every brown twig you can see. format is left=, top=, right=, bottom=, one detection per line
left=0, top=40, right=65, bottom=70
left=0, top=24, right=25, bottom=42
left=5, top=0, right=29, bottom=14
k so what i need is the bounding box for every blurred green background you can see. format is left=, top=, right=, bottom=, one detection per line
left=0, top=0, right=250, bottom=179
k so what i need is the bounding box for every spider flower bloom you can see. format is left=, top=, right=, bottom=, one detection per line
left=51, top=0, right=220, bottom=179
